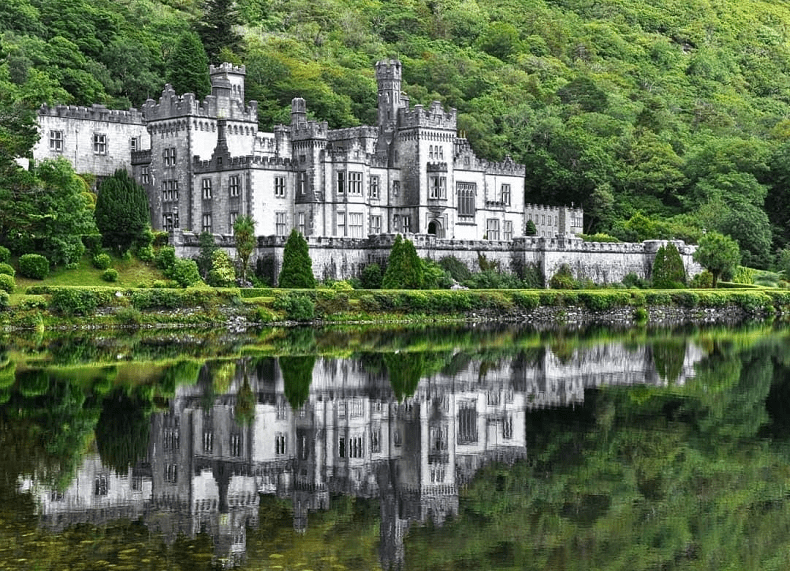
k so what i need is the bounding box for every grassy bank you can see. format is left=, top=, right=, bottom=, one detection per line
left=2, top=285, right=789, bottom=330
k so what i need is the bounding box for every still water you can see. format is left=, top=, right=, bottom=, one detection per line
left=1, top=323, right=790, bottom=570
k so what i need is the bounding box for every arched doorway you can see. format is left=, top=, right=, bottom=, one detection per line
left=427, top=220, right=444, bottom=238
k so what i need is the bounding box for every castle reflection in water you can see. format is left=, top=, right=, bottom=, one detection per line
left=21, top=339, right=704, bottom=568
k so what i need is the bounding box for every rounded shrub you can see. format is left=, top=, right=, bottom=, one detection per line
left=549, top=264, right=578, bottom=289
left=92, top=253, right=112, bottom=270
left=0, top=291, right=8, bottom=310
left=50, top=289, right=98, bottom=316
left=169, top=258, right=201, bottom=288
left=274, top=292, right=315, bottom=321
left=0, top=274, right=16, bottom=293
left=18, top=254, right=49, bottom=280
left=0, top=262, right=15, bottom=277
left=0, top=246, right=10, bottom=264
left=137, top=245, right=155, bottom=262
left=102, top=268, right=119, bottom=282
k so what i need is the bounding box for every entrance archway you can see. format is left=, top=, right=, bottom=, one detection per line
left=427, top=220, right=444, bottom=238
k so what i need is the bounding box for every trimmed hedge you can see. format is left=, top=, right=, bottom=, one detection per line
left=18, top=254, right=49, bottom=279
left=0, top=274, right=15, bottom=294
left=0, top=262, right=15, bottom=277
left=50, top=288, right=114, bottom=316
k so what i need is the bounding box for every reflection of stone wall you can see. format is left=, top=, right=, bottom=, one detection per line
left=21, top=340, right=706, bottom=568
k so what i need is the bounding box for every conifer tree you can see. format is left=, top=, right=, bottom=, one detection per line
left=382, top=235, right=423, bottom=289
left=94, top=169, right=150, bottom=253
left=651, top=243, right=686, bottom=288
left=693, top=232, right=741, bottom=288
left=525, top=219, right=537, bottom=236
left=196, top=0, right=243, bottom=63
left=233, top=214, right=255, bottom=281
left=278, top=229, right=315, bottom=288
left=166, top=32, right=211, bottom=99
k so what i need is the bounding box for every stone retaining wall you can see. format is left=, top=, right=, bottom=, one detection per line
left=171, top=231, right=702, bottom=287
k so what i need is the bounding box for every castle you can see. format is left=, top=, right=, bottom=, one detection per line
left=33, top=60, right=583, bottom=242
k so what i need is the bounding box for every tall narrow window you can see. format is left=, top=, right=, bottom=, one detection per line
left=392, top=181, right=400, bottom=197
left=348, top=172, right=362, bottom=194
left=298, top=212, right=306, bottom=235
left=93, top=133, right=107, bottom=155
left=202, top=213, right=212, bottom=233
left=231, top=433, right=242, bottom=457
left=275, top=432, right=287, bottom=455
left=337, top=212, right=346, bottom=236
left=130, top=137, right=140, bottom=152
left=162, top=212, right=179, bottom=231
left=49, top=130, right=63, bottom=153
left=203, top=430, right=213, bottom=454
left=369, top=175, right=380, bottom=199
left=503, top=220, right=513, bottom=241
left=501, top=184, right=511, bottom=205
left=164, top=464, right=178, bottom=483
left=349, top=213, right=363, bottom=238
left=163, top=147, right=176, bottom=166
left=337, top=171, right=346, bottom=194
left=298, top=172, right=307, bottom=194
left=141, top=167, right=150, bottom=185
left=370, top=215, right=381, bottom=235
left=94, top=475, right=108, bottom=496
left=230, top=211, right=238, bottom=228
left=202, top=178, right=212, bottom=200
left=229, top=175, right=240, bottom=197
left=486, top=218, right=500, bottom=240
left=429, top=176, right=446, bottom=199
left=275, top=212, right=287, bottom=236
left=274, top=176, right=285, bottom=197
left=457, top=182, right=476, bottom=217
left=458, top=402, right=478, bottom=444
left=402, top=215, right=411, bottom=233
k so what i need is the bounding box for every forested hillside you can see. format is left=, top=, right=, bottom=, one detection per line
left=2, top=0, right=790, bottom=268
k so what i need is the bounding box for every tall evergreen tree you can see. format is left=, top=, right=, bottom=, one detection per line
left=196, top=0, right=242, bottom=63
left=651, top=243, right=686, bottom=288
left=693, top=232, right=741, bottom=288
left=278, top=229, right=315, bottom=288
left=94, top=169, right=150, bottom=253
left=166, top=32, right=211, bottom=99
left=383, top=235, right=424, bottom=289
left=233, top=214, right=255, bottom=281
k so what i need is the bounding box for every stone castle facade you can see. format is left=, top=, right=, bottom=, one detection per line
left=34, top=60, right=583, bottom=242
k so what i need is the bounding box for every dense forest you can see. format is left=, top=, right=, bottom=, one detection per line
left=2, top=0, right=790, bottom=269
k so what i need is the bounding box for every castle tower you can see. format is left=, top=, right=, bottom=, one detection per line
left=375, top=60, right=404, bottom=132
left=210, top=63, right=246, bottom=104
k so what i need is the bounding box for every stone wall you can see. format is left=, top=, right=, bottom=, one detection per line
left=172, top=231, right=702, bottom=286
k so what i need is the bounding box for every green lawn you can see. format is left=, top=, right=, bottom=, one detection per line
left=13, top=254, right=167, bottom=290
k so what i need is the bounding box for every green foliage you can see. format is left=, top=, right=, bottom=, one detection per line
left=167, top=258, right=201, bottom=288
left=167, top=31, right=210, bottom=99
left=0, top=262, right=15, bottom=277
left=95, top=388, right=151, bottom=474
left=360, top=263, right=382, bottom=289
left=136, top=244, right=155, bottom=262
left=0, top=273, right=15, bottom=293
left=196, top=231, right=217, bottom=278
left=778, top=248, right=790, bottom=279
left=691, top=270, right=714, bottom=288
left=524, top=219, right=537, bottom=236
left=0, top=290, right=8, bottom=310
left=273, top=292, right=315, bottom=321
left=92, top=253, right=112, bottom=270
left=101, top=268, right=119, bottom=282
left=94, top=170, right=150, bottom=254
left=207, top=249, right=236, bottom=287
left=622, top=272, right=649, bottom=289
left=50, top=288, right=112, bottom=316
left=420, top=258, right=452, bottom=289
left=693, top=232, right=741, bottom=288
left=0, top=246, right=9, bottom=263
left=18, top=253, right=49, bottom=279
left=732, top=266, right=757, bottom=285
left=382, top=235, right=423, bottom=289
left=579, top=233, right=620, bottom=243
left=278, top=230, right=315, bottom=288
left=549, top=264, right=578, bottom=290
left=651, top=244, right=686, bottom=288
left=439, top=256, right=472, bottom=283
left=233, top=215, right=255, bottom=281
left=197, top=0, right=243, bottom=63
left=281, top=355, right=315, bottom=409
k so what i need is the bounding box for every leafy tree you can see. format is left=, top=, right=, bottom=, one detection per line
left=235, top=376, right=255, bottom=425
left=233, top=214, right=255, bottom=282
left=778, top=248, right=790, bottom=279
left=94, top=169, right=149, bottom=254
left=651, top=243, right=686, bottom=288
left=166, top=31, right=211, bottom=99
left=719, top=203, right=773, bottom=269
left=693, top=232, right=741, bottom=288
left=207, top=249, right=236, bottom=287
left=278, top=229, right=315, bottom=288
left=95, top=387, right=151, bottom=475
left=196, top=0, right=243, bottom=63
left=360, top=262, right=382, bottom=289
left=382, top=235, right=423, bottom=289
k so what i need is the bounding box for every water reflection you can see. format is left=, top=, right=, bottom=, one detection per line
left=12, top=333, right=710, bottom=569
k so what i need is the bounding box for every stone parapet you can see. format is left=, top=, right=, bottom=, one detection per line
left=39, top=103, right=145, bottom=124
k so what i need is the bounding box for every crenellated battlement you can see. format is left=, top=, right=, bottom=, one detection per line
left=327, top=126, right=379, bottom=141
left=483, top=155, right=525, bottom=176
left=291, top=120, right=328, bottom=140
left=400, top=102, right=457, bottom=130
left=193, top=153, right=294, bottom=172
left=375, top=59, right=402, bottom=81
left=39, top=103, right=145, bottom=124
left=210, top=63, right=246, bottom=76
left=142, top=86, right=257, bottom=122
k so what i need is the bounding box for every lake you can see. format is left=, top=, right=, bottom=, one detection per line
left=1, top=322, right=790, bottom=570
